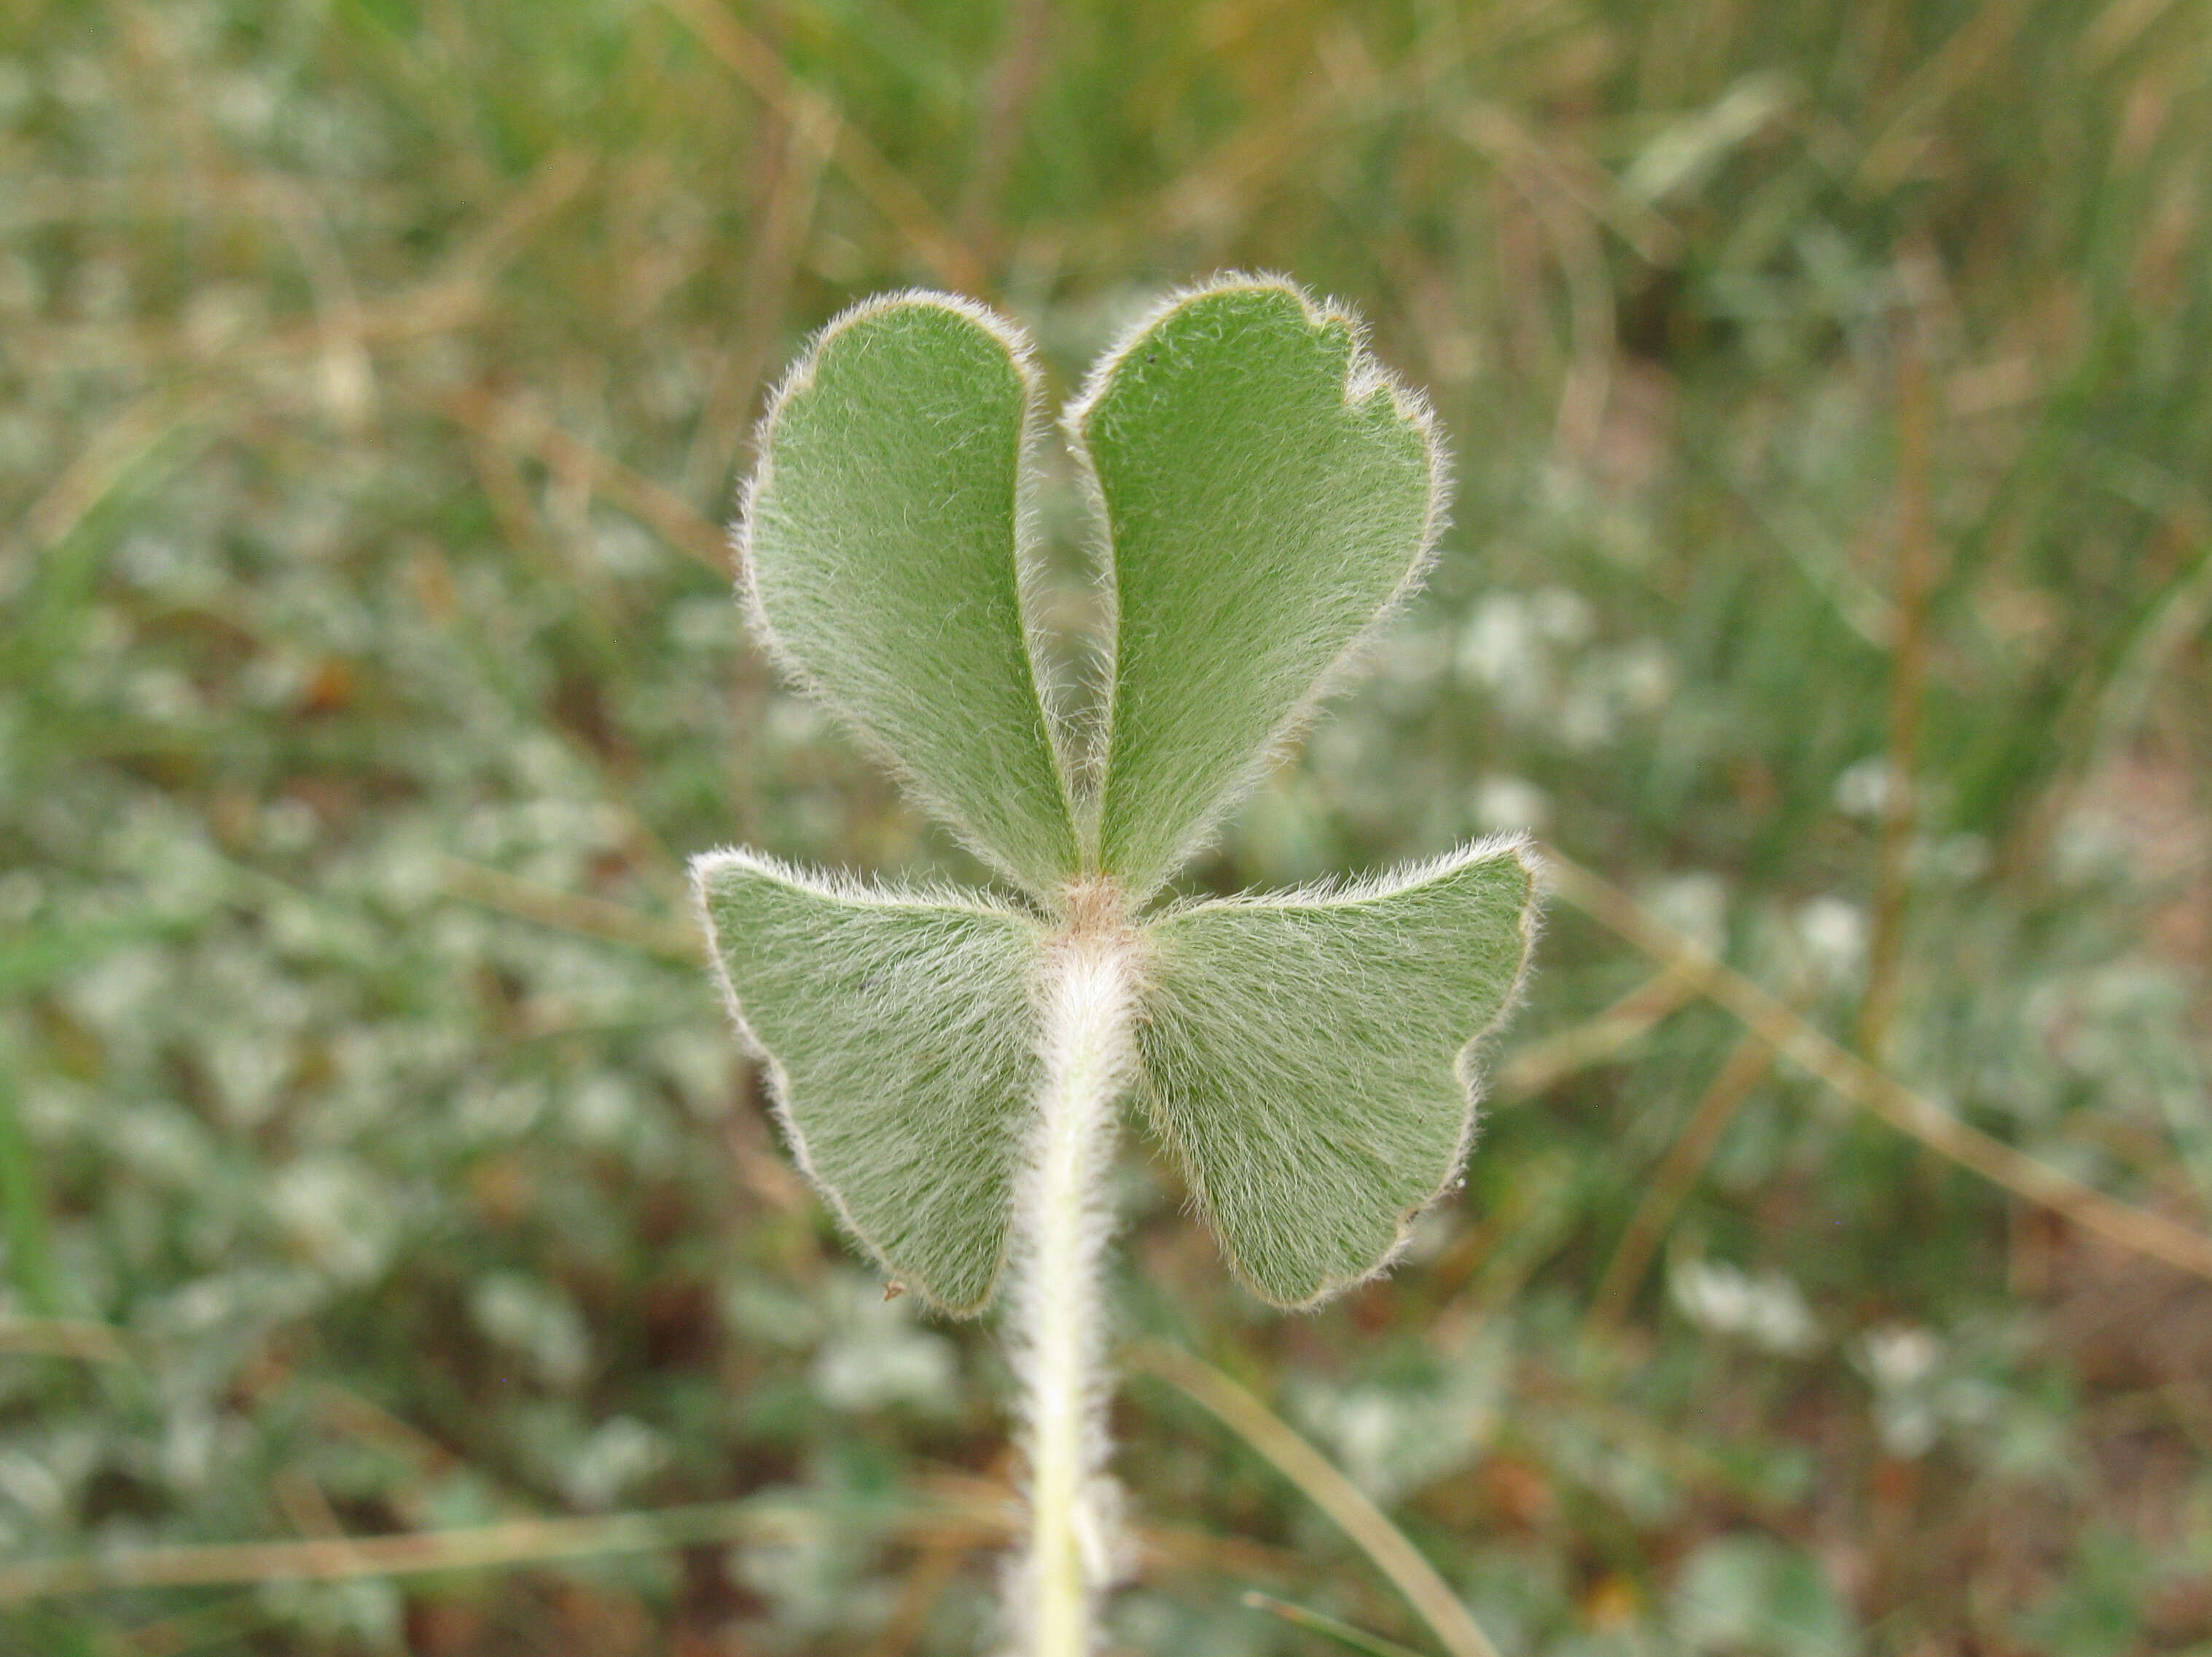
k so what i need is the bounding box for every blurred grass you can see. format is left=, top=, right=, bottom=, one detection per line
left=3, top=0, right=2211, bottom=1653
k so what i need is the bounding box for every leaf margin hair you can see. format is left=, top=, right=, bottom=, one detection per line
left=687, top=843, right=1047, bottom=1317
left=1136, top=833, right=1541, bottom=1311
left=730, top=289, right=1086, bottom=903
left=1058, top=269, right=1457, bottom=904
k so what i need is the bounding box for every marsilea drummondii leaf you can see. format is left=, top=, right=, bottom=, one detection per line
left=692, top=274, right=1539, bottom=1314
left=1071, top=281, right=1447, bottom=902
left=695, top=853, right=1043, bottom=1314
left=735, top=292, right=1081, bottom=894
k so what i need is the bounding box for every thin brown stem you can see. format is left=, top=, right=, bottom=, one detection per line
left=1495, top=963, right=1702, bottom=1101
left=865, top=1532, right=983, bottom=1657
left=437, top=857, right=701, bottom=963
left=0, top=1316, right=133, bottom=1363
left=1588, top=1029, right=1778, bottom=1330
left=651, top=0, right=984, bottom=291
left=684, top=91, right=837, bottom=502
left=1859, top=327, right=1937, bottom=1061
left=0, top=1494, right=1001, bottom=1604
left=1543, top=848, right=2212, bottom=1284
left=436, top=386, right=730, bottom=574
left=956, top=0, right=1055, bottom=257
left=1129, top=1339, right=1501, bottom=1657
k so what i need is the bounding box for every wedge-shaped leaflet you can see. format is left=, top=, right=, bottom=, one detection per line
left=743, top=295, right=1077, bottom=893
left=1135, top=840, right=1537, bottom=1308
left=1075, top=279, right=1445, bottom=897
left=693, top=851, right=1045, bottom=1315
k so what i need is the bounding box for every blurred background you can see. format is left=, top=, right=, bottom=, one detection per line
left=4, top=0, right=2211, bottom=1652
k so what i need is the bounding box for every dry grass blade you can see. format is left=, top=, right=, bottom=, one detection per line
left=1128, top=1339, right=1501, bottom=1657
left=436, top=389, right=730, bottom=575
left=651, top=0, right=984, bottom=292
left=684, top=92, right=838, bottom=500
left=1541, top=849, right=2212, bottom=1284
left=0, top=1492, right=1004, bottom=1605
left=1587, top=1028, right=1777, bottom=1330
left=1144, top=79, right=1361, bottom=243
left=9, top=273, right=485, bottom=380
left=1495, top=962, right=1702, bottom=1100
left=445, top=149, right=595, bottom=284
left=0, top=173, right=408, bottom=232
left=916, top=1472, right=1329, bottom=1593
left=1131, top=1519, right=1316, bottom=1589
left=863, top=1530, right=982, bottom=1657
left=438, top=858, right=703, bottom=963
left=956, top=0, right=1056, bottom=251
left=0, top=1316, right=135, bottom=1364
left=1858, top=327, right=1937, bottom=1061
left=1856, top=0, right=2033, bottom=190
left=1451, top=101, right=1679, bottom=265
left=12, top=389, right=224, bottom=567
left=3, top=152, right=566, bottom=389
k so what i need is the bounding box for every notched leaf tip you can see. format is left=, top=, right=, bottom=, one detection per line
left=732, top=287, right=1083, bottom=895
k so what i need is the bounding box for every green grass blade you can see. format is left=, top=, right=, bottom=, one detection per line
left=1242, top=1591, right=1436, bottom=1657
left=741, top=293, right=1081, bottom=894
left=1070, top=276, right=1447, bottom=898
left=690, top=849, right=1046, bottom=1314
left=0, top=1036, right=58, bottom=1318
left=1134, top=840, right=1537, bottom=1309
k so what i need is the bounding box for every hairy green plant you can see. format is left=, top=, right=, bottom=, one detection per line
left=692, top=276, right=1539, bottom=1655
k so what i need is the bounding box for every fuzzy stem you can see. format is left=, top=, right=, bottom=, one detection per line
left=1008, top=902, right=1136, bottom=1656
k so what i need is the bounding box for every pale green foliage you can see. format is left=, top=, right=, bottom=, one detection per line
left=1138, top=843, right=1533, bottom=1308
left=1072, top=281, right=1445, bottom=898
left=697, top=276, right=1536, bottom=1314
left=741, top=294, right=1080, bottom=892
left=693, top=851, right=1044, bottom=1314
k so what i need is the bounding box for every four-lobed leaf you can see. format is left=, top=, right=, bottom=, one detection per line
left=695, top=276, right=1539, bottom=1314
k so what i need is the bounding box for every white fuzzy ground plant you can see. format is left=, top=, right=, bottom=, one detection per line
left=691, top=275, right=1541, bottom=1656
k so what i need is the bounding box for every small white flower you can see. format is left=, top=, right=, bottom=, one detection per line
left=1834, top=757, right=1900, bottom=819
left=1670, top=1258, right=1821, bottom=1355
left=1796, top=896, right=1867, bottom=986
left=1856, top=1324, right=1941, bottom=1389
